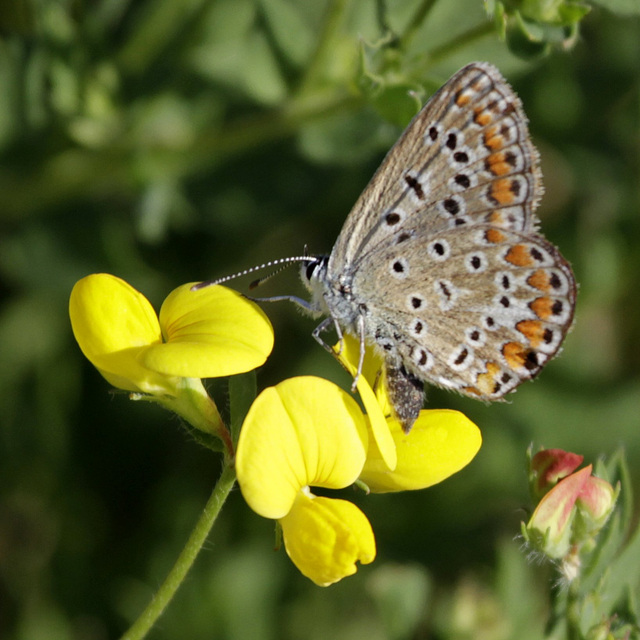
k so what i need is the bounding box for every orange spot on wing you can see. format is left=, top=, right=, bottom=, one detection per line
left=486, top=152, right=512, bottom=176
left=485, top=228, right=507, bottom=243
left=456, top=92, right=471, bottom=107
left=463, top=386, right=483, bottom=397
left=489, top=178, right=516, bottom=205
left=530, top=297, right=553, bottom=320
left=484, top=126, right=504, bottom=150
left=487, top=211, right=506, bottom=226
left=527, top=269, right=551, bottom=291
left=516, top=320, right=545, bottom=348
left=502, top=342, right=527, bottom=369
left=505, top=244, right=534, bottom=266
left=474, top=361, right=502, bottom=395
left=474, top=107, right=492, bottom=126
left=486, top=361, right=501, bottom=376
left=483, top=124, right=498, bottom=138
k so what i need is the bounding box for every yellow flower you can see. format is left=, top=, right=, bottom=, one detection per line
left=69, top=274, right=274, bottom=395
left=70, top=274, right=274, bottom=444
left=236, top=351, right=481, bottom=585
left=236, top=376, right=375, bottom=586
left=336, top=334, right=482, bottom=492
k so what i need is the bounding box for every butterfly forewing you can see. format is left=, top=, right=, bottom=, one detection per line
left=328, top=62, right=543, bottom=280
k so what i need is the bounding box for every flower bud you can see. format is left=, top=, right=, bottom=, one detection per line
left=529, top=447, right=584, bottom=499
left=523, top=451, right=618, bottom=565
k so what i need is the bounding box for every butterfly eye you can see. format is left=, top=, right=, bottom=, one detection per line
left=305, top=262, right=318, bottom=281
left=304, top=257, right=328, bottom=282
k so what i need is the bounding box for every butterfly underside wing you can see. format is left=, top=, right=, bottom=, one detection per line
left=305, top=62, right=576, bottom=432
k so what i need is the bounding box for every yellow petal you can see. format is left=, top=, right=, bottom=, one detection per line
left=360, top=409, right=482, bottom=493
left=336, top=335, right=397, bottom=471
left=69, top=274, right=175, bottom=394
left=236, top=377, right=368, bottom=519
left=144, top=283, right=274, bottom=377
left=280, top=491, right=376, bottom=586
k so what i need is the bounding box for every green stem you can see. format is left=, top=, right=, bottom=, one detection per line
left=119, top=461, right=237, bottom=640
left=565, top=577, right=582, bottom=640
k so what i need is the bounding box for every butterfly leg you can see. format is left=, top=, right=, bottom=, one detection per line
left=253, top=293, right=368, bottom=395
left=247, top=293, right=318, bottom=312
left=311, top=316, right=344, bottom=355
left=312, top=316, right=372, bottom=394
left=312, top=312, right=367, bottom=393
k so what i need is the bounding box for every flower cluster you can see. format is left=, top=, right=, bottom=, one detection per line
left=70, top=274, right=482, bottom=585
left=522, top=447, right=618, bottom=581
left=237, top=337, right=481, bottom=585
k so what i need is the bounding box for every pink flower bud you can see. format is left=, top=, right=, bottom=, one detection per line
left=529, top=448, right=584, bottom=499
left=523, top=453, right=618, bottom=566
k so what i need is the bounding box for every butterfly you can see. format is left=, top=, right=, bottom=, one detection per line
left=299, top=62, right=576, bottom=431
left=197, top=62, right=576, bottom=433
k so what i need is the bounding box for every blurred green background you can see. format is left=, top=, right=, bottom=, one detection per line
left=1, top=0, right=639, bottom=638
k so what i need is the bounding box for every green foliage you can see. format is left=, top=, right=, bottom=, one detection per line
left=1, top=0, right=639, bottom=638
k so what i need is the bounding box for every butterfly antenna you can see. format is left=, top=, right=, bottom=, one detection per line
left=191, top=256, right=315, bottom=291
left=248, top=260, right=299, bottom=290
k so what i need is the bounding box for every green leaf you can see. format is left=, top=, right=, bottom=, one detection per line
left=581, top=452, right=630, bottom=592
left=242, top=31, right=289, bottom=104
left=557, top=2, right=591, bottom=23
left=598, top=513, right=640, bottom=620
left=369, top=83, right=423, bottom=128
left=506, top=13, right=552, bottom=59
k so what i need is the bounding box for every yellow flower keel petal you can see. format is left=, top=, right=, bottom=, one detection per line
left=280, top=492, right=376, bottom=586
left=335, top=335, right=397, bottom=470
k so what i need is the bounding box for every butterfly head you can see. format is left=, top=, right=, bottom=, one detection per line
left=300, top=255, right=330, bottom=315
